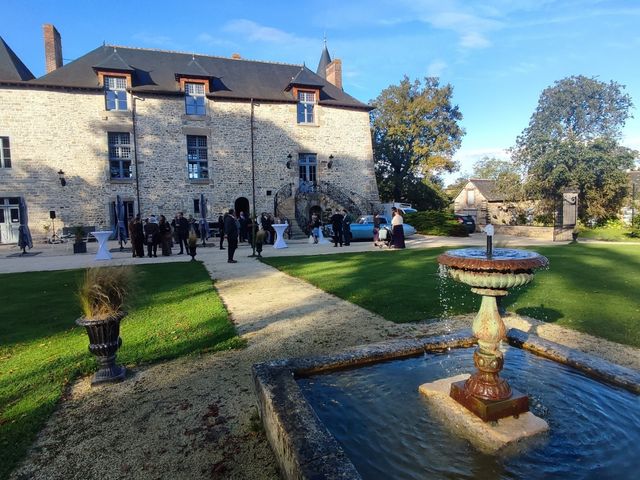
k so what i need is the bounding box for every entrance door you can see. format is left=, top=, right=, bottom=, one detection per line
left=234, top=197, right=250, bottom=217
left=0, top=197, right=20, bottom=244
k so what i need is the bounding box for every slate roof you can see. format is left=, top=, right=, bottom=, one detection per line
left=287, top=65, right=325, bottom=90
left=4, top=44, right=369, bottom=109
left=316, top=44, right=331, bottom=78
left=0, top=36, right=35, bottom=82
left=468, top=179, right=504, bottom=202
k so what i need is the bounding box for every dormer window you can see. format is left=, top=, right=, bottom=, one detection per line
left=297, top=91, right=316, bottom=124
left=185, top=82, right=206, bottom=115
left=105, top=76, right=127, bottom=111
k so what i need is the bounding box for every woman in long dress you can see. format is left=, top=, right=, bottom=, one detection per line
left=391, top=207, right=405, bottom=249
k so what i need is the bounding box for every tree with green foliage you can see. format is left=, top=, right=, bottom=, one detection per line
left=371, top=76, right=465, bottom=206
left=471, top=157, right=524, bottom=202
left=512, top=75, right=636, bottom=221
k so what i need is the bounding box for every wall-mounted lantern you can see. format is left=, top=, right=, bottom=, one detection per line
left=286, top=153, right=292, bottom=169
left=58, top=170, right=67, bottom=187
left=327, top=155, right=334, bottom=169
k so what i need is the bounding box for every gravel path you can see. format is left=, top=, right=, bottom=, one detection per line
left=9, top=242, right=640, bottom=480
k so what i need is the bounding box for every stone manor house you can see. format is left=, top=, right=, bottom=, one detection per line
left=0, top=25, right=379, bottom=243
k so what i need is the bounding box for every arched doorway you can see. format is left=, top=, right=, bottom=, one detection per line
left=234, top=197, right=250, bottom=216
left=309, top=205, right=322, bottom=218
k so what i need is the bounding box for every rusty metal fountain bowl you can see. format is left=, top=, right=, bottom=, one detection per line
left=437, top=247, right=549, bottom=421
left=438, top=248, right=549, bottom=292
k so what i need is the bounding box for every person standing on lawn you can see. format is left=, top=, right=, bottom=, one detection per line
left=224, top=209, right=239, bottom=263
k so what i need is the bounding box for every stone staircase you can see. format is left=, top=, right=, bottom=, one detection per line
left=275, top=194, right=307, bottom=239
left=274, top=181, right=378, bottom=239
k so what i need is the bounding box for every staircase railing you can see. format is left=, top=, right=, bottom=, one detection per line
left=290, top=181, right=378, bottom=235
left=273, top=182, right=293, bottom=217
left=295, top=200, right=310, bottom=236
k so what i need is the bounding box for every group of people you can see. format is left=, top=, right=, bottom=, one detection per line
left=127, top=212, right=198, bottom=258
left=125, top=205, right=406, bottom=261
left=373, top=206, right=405, bottom=249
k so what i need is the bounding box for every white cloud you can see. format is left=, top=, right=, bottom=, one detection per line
left=222, top=19, right=303, bottom=44
left=459, top=32, right=491, bottom=49
left=196, top=33, right=236, bottom=48
left=427, top=60, right=447, bottom=77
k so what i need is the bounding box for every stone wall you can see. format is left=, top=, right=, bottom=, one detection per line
left=493, top=225, right=554, bottom=240
left=0, top=86, right=378, bottom=240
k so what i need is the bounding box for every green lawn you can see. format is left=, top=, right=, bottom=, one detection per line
left=0, top=262, right=243, bottom=480
left=263, top=243, right=640, bottom=348
left=578, top=222, right=640, bottom=242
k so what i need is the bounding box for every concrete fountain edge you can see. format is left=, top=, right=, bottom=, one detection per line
left=252, top=328, right=640, bottom=480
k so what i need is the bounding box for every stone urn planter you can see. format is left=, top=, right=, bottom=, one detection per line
left=188, top=233, right=198, bottom=261
left=77, top=266, right=132, bottom=387
left=76, top=312, right=126, bottom=385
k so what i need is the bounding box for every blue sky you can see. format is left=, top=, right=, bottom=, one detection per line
left=3, top=0, right=639, bottom=184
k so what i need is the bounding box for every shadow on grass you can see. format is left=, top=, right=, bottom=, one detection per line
left=515, top=306, right=564, bottom=322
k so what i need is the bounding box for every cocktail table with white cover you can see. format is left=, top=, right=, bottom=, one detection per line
left=272, top=223, right=289, bottom=249
left=90, top=231, right=113, bottom=260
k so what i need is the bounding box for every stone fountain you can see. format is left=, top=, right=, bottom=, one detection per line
left=420, top=224, right=550, bottom=446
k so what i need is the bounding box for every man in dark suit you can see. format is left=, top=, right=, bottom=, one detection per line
left=330, top=211, right=344, bottom=247
left=218, top=214, right=225, bottom=250
left=176, top=211, right=189, bottom=255
left=223, top=209, right=239, bottom=263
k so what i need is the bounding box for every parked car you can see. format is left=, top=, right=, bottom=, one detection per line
left=380, top=202, right=417, bottom=220
left=324, top=215, right=417, bottom=241
left=454, top=214, right=476, bottom=233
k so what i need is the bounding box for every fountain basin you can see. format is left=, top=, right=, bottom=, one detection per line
left=253, top=330, right=640, bottom=480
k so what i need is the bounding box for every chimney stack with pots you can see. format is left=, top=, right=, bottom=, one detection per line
left=43, top=24, right=63, bottom=74
left=231, top=53, right=242, bottom=59
left=326, top=59, right=342, bottom=90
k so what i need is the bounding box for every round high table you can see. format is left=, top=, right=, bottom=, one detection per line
left=272, top=223, right=289, bottom=249
left=91, top=231, right=113, bottom=260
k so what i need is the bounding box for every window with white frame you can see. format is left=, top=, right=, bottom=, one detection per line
left=108, top=132, right=132, bottom=179
left=187, top=135, right=208, bottom=179
left=297, top=91, right=315, bottom=124
left=105, top=76, right=128, bottom=111
left=0, top=137, right=10, bottom=168
left=185, top=82, right=206, bottom=115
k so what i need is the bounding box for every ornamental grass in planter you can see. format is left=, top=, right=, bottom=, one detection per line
left=187, top=232, right=198, bottom=261
left=76, top=266, right=133, bottom=386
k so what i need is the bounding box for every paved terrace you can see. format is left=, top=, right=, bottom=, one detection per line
left=5, top=234, right=639, bottom=479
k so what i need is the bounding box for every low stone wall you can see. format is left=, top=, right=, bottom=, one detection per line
left=493, top=225, right=554, bottom=240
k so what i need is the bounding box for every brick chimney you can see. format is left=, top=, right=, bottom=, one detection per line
left=231, top=53, right=242, bottom=59
left=326, top=59, right=342, bottom=90
left=43, top=24, right=63, bottom=73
